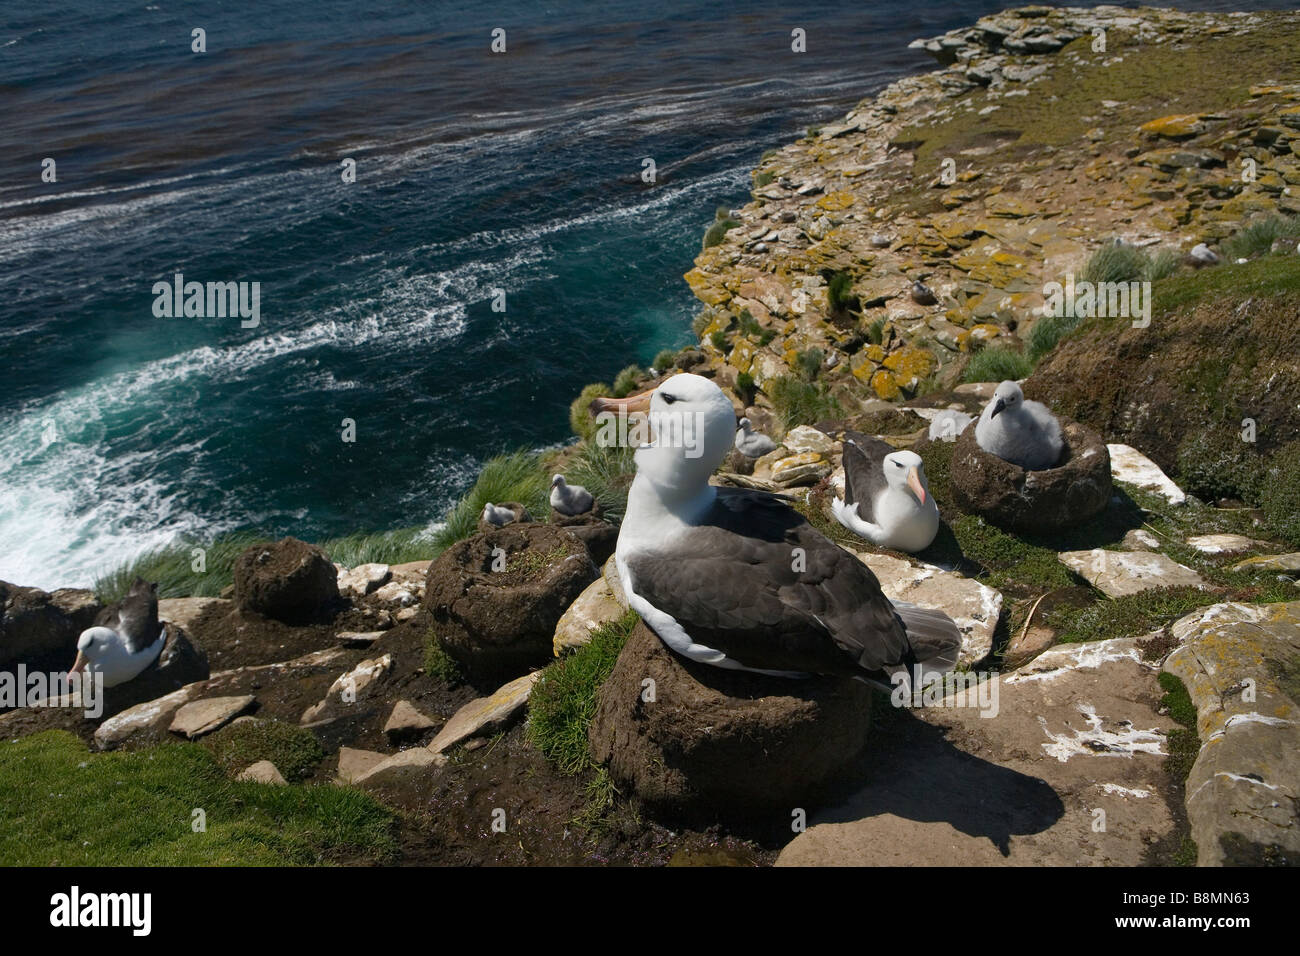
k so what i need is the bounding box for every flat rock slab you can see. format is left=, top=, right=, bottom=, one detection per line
left=428, top=671, right=541, bottom=754
left=169, top=695, right=256, bottom=739
left=384, top=699, right=437, bottom=740
left=777, top=633, right=1179, bottom=866
left=300, top=654, right=392, bottom=724
left=854, top=551, right=1002, bottom=665
left=552, top=574, right=627, bottom=657
left=336, top=630, right=384, bottom=648
left=1185, top=534, right=1275, bottom=555
left=1107, top=443, right=1186, bottom=505
left=336, top=563, right=391, bottom=597
left=1059, top=549, right=1207, bottom=598
left=336, top=747, right=387, bottom=784
left=1232, top=552, right=1300, bottom=573
left=157, top=597, right=231, bottom=633
left=1121, top=528, right=1161, bottom=551
left=1164, top=601, right=1300, bottom=866
left=93, top=686, right=194, bottom=750
left=237, top=760, right=287, bottom=785
left=351, top=748, right=448, bottom=789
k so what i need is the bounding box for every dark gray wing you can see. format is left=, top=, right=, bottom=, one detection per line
left=841, top=430, right=893, bottom=523
left=117, top=577, right=162, bottom=653
left=625, top=487, right=911, bottom=676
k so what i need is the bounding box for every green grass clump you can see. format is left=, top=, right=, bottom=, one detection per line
left=962, top=346, right=1033, bottom=383
left=1080, top=243, right=1179, bottom=285
left=430, top=450, right=550, bottom=550
left=796, top=347, right=824, bottom=381
left=1049, top=586, right=1214, bottom=645
left=203, top=718, right=325, bottom=784
left=703, top=218, right=741, bottom=250
left=1026, top=312, right=1083, bottom=364
left=864, top=316, right=886, bottom=346
left=827, top=270, right=855, bottom=314
left=766, top=375, right=843, bottom=431
left=527, top=610, right=639, bottom=775
left=317, top=527, right=435, bottom=568
left=565, top=438, right=636, bottom=523
left=612, top=364, right=644, bottom=398
left=652, top=349, right=677, bottom=373
left=1221, top=213, right=1300, bottom=260
left=94, top=531, right=267, bottom=602
left=737, top=309, right=762, bottom=338
left=709, top=329, right=728, bottom=351
left=1259, top=440, right=1300, bottom=548
left=0, top=731, right=394, bottom=866
left=423, top=628, right=464, bottom=685
left=570, top=382, right=612, bottom=440
left=735, top=371, right=755, bottom=395
left=753, top=170, right=775, bottom=189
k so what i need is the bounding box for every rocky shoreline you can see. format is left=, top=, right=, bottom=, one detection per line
left=2, top=6, right=1299, bottom=868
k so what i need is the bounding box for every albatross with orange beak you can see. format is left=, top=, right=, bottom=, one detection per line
left=590, top=373, right=959, bottom=689
left=831, top=431, right=940, bottom=554
left=70, top=577, right=166, bottom=688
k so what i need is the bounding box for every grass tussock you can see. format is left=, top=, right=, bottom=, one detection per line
left=1221, top=213, right=1300, bottom=261
left=766, top=375, right=843, bottom=431
left=430, top=449, right=550, bottom=550
left=94, top=531, right=267, bottom=602
left=1081, top=242, right=1179, bottom=284
left=961, top=346, right=1033, bottom=384
left=570, top=382, right=612, bottom=440
left=0, top=731, right=395, bottom=866
left=527, top=609, right=639, bottom=775
left=612, top=364, right=644, bottom=398
left=423, top=627, right=464, bottom=685
left=565, top=437, right=636, bottom=523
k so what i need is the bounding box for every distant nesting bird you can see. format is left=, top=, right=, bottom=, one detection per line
left=975, top=380, right=1063, bottom=471
left=910, top=280, right=937, bottom=306
left=734, top=418, right=778, bottom=458
left=482, top=503, right=521, bottom=527
left=927, top=408, right=974, bottom=442
left=1188, top=242, right=1219, bottom=268
left=71, top=577, right=166, bottom=688
left=550, top=474, right=595, bottom=516
left=832, top=432, right=940, bottom=553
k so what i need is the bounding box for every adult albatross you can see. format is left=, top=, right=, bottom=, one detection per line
left=590, top=373, right=961, bottom=689
left=71, top=577, right=166, bottom=688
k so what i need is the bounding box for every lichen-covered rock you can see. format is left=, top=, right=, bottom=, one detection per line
left=233, top=538, right=340, bottom=624
left=588, top=620, right=874, bottom=817
left=424, top=524, right=597, bottom=679
left=950, top=419, right=1112, bottom=533
left=1164, top=601, right=1300, bottom=866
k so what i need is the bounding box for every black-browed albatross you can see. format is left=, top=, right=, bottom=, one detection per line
left=71, top=577, right=166, bottom=688
left=590, top=373, right=961, bottom=689
left=831, top=431, right=940, bottom=554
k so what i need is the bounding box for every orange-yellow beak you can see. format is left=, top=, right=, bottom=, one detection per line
left=70, top=651, right=87, bottom=674
left=907, top=467, right=927, bottom=505
left=589, top=387, right=654, bottom=417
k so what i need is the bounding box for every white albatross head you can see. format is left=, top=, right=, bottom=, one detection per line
left=590, top=372, right=736, bottom=495
left=882, top=450, right=929, bottom=505
left=988, top=380, right=1024, bottom=419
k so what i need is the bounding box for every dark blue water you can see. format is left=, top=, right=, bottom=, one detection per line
left=0, top=0, right=1288, bottom=587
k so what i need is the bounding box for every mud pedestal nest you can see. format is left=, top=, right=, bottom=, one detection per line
left=950, top=419, right=1112, bottom=533
left=589, top=620, right=875, bottom=818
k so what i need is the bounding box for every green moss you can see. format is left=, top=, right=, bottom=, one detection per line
left=1153, top=254, right=1300, bottom=315
left=949, top=514, right=1076, bottom=591
left=0, top=731, right=394, bottom=865
left=527, top=609, right=640, bottom=775
left=423, top=628, right=464, bottom=686
left=1049, top=587, right=1216, bottom=645
left=753, top=170, right=775, bottom=189
left=1260, top=441, right=1300, bottom=548
left=570, top=382, right=613, bottom=440
left=962, top=346, right=1032, bottom=384
left=203, top=718, right=325, bottom=784
left=1174, top=428, right=1266, bottom=503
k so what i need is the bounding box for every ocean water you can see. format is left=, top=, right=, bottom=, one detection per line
left=0, top=0, right=1290, bottom=589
